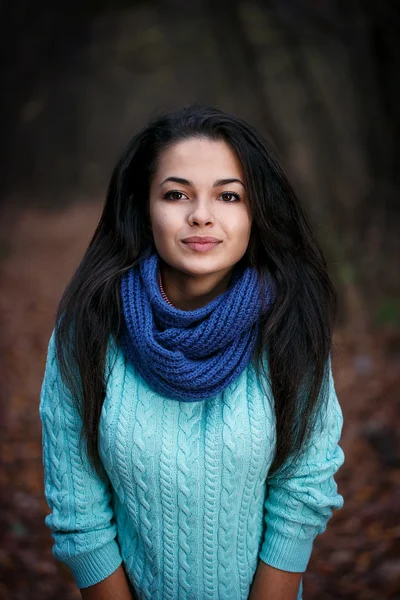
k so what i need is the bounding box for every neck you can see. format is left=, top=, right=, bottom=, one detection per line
left=160, top=261, right=234, bottom=311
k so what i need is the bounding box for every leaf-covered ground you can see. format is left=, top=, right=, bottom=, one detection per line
left=1, top=203, right=399, bottom=599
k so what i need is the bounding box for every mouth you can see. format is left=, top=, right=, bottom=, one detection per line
left=181, top=237, right=222, bottom=253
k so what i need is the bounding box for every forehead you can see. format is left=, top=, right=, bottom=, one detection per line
left=153, top=137, right=244, bottom=182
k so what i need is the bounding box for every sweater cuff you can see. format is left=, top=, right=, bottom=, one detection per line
left=60, top=539, right=123, bottom=588
left=259, top=531, right=314, bottom=573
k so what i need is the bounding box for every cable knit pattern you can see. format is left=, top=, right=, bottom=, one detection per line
left=160, top=400, right=179, bottom=599
left=177, top=403, right=202, bottom=598
left=236, top=367, right=266, bottom=597
left=131, top=378, right=158, bottom=599
left=120, top=252, right=273, bottom=401
left=40, top=333, right=122, bottom=588
left=203, top=395, right=222, bottom=598
left=218, top=374, right=245, bottom=597
left=40, top=329, right=345, bottom=600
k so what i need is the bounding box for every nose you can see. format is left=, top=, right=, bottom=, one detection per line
left=188, top=199, right=214, bottom=227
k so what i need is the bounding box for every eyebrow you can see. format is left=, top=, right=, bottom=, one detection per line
left=159, top=176, right=245, bottom=188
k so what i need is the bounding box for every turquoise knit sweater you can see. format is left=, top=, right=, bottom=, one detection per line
left=39, top=329, right=345, bottom=600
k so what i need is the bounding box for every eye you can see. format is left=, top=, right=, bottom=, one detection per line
left=220, top=191, right=241, bottom=202
left=163, top=190, right=188, bottom=201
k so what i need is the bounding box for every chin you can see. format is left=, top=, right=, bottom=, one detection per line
left=175, top=256, right=236, bottom=278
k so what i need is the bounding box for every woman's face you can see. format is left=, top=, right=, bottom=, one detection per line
left=149, top=137, right=252, bottom=278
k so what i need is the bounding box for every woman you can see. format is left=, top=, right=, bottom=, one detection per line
left=39, top=104, right=345, bottom=600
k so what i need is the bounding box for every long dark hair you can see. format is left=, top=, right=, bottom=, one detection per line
left=55, top=103, right=337, bottom=479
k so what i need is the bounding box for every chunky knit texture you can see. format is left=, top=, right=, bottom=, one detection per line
left=40, top=329, right=345, bottom=600
left=120, top=253, right=273, bottom=401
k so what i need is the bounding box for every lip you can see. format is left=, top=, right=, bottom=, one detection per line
left=181, top=236, right=222, bottom=253
left=182, top=236, right=222, bottom=243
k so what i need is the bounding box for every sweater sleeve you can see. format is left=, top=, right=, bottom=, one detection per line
left=39, top=329, right=123, bottom=588
left=259, top=358, right=345, bottom=573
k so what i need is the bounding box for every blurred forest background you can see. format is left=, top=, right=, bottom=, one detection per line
left=0, top=1, right=399, bottom=599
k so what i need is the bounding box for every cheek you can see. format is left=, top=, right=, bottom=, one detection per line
left=228, top=211, right=252, bottom=241
left=150, top=208, right=180, bottom=240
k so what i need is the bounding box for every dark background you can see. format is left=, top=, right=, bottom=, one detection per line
left=0, top=1, right=399, bottom=598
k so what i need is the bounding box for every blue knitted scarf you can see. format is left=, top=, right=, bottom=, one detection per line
left=120, top=252, right=273, bottom=401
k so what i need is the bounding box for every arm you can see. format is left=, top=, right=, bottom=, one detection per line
left=255, top=358, right=345, bottom=597
left=81, top=565, right=135, bottom=600
left=39, top=330, right=125, bottom=591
